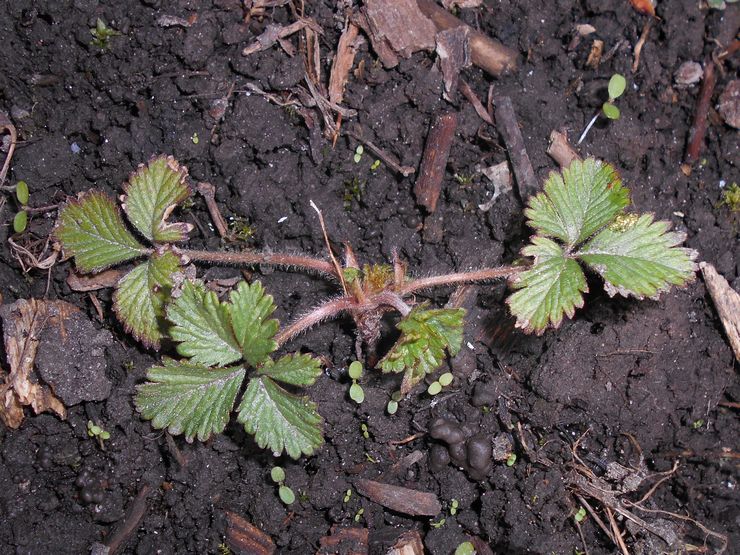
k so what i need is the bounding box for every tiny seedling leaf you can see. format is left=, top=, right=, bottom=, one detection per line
left=271, top=466, right=285, bottom=483
left=348, top=361, right=363, bottom=380
left=349, top=382, right=365, bottom=403
left=122, top=156, right=192, bottom=243
left=13, top=210, right=27, bottom=233
left=135, top=359, right=245, bottom=442
left=258, top=353, right=322, bottom=387
left=113, top=249, right=181, bottom=348
left=237, top=376, right=323, bottom=459
left=525, top=158, right=629, bottom=247
left=507, top=237, right=588, bottom=334
left=16, top=181, right=29, bottom=205
left=167, top=280, right=242, bottom=367
left=55, top=191, right=145, bottom=272
left=602, top=102, right=621, bottom=120
left=577, top=213, right=698, bottom=298
left=229, top=281, right=279, bottom=366
left=608, top=74, right=627, bottom=99
left=279, top=485, right=295, bottom=505
left=379, top=306, right=465, bottom=392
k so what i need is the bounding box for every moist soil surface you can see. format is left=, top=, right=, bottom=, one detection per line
left=0, top=1, right=738, bottom=554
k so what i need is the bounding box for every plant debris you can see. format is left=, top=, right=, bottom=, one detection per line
left=354, top=478, right=442, bottom=516
left=700, top=262, right=740, bottom=361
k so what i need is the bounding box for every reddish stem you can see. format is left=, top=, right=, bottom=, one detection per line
left=684, top=60, right=716, bottom=165
left=275, top=296, right=356, bottom=347
left=181, top=248, right=337, bottom=278
left=400, top=265, right=522, bottom=295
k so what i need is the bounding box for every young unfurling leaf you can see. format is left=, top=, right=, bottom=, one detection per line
left=379, top=306, right=465, bottom=393
left=508, top=158, right=697, bottom=334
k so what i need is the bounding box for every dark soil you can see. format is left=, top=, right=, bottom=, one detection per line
left=1, top=1, right=738, bottom=554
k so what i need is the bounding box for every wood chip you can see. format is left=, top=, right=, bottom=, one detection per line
left=547, top=130, right=581, bottom=169
left=364, top=0, right=436, bottom=64
left=493, top=95, right=538, bottom=201
left=387, top=530, right=424, bottom=555
left=700, top=262, right=740, bottom=361
left=586, top=39, right=604, bottom=68
left=414, top=112, right=458, bottom=213
left=225, top=511, right=276, bottom=555
left=329, top=22, right=363, bottom=105
left=717, top=79, right=740, bottom=129
left=354, top=478, right=442, bottom=516
left=436, top=26, right=471, bottom=101
left=316, top=526, right=368, bottom=555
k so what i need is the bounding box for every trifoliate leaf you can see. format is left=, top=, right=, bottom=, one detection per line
left=237, top=376, right=323, bottom=459
left=229, top=281, right=279, bottom=367
left=55, top=191, right=145, bottom=272
left=379, top=306, right=465, bottom=392
left=135, top=359, right=245, bottom=442
left=122, top=155, right=192, bottom=243
left=507, top=237, right=588, bottom=334
left=112, top=250, right=181, bottom=348
left=257, top=353, right=322, bottom=386
left=525, top=159, right=629, bottom=247
left=577, top=213, right=698, bottom=299
left=167, top=280, right=241, bottom=366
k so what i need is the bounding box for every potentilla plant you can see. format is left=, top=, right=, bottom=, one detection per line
left=54, top=156, right=697, bottom=458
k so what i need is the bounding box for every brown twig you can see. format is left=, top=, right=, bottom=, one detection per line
left=547, top=130, right=581, bottom=169
left=0, top=113, right=17, bottom=187
left=631, top=19, right=652, bottom=73
left=494, top=95, right=539, bottom=200
left=459, top=79, right=493, bottom=125
left=345, top=125, right=416, bottom=177
left=105, top=484, right=152, bottom=554
left=196, top=182, right=229, bottom=239
left=414, top=112, right=458, bottom=213
left=684, top=60, right=717, bottom=165
left=242, top=18, right=321, bottom=56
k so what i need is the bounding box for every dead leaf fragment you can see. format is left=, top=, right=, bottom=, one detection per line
left=0, top=299, right=69, bottom=428
left=317, top=526, right=368, bottom=555
left=700, top=262, right=740, bottom=361
left=363, top=0, right=436, bottom=66
left=717, top=79, right=740, bottom=129
left=436, top=26, right=471, bottom=101
left=225, top=511, right=275, bottom=555
left=66, top=268, right=123, bottom=292
left=629, top=0, right=656, bottom=16
left=387, top=530, right=424, bottom=555
left=354, top=478, right=442, bottom=516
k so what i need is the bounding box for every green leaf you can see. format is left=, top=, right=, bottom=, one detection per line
left=258, top=353, right=322, bottom=386
left=279, top=485, right=295, bottom=505
left=135, top=359, right=245, bottom=442
left=13, top=210, right=27, bottom=233
left=237, top=376, right=323, bottom=459
left=167, top=280, right=242, bottom=366
left=608, top=74, right=626, bottom=99
left=122, top=155, right=192, bottom=243
left=577, top=213, right=697, bottom=299
left=507, top=237, right=588, bottom=334
left=378, top=306, right=465, bottom=392
left=602, top=102, right=621, bottom=120
left=270, top=467, right=285, bottom=483
left=112, top=249, right=181, bottom=348
left=349, top=382, right=365, bottom=403
left=525, top=159, right=629, bottom=247
left=55, top=191, right=145, bottom=272
left=229, top=281, right=279, bottom=366
left=15, top=181, right=29, bottom=205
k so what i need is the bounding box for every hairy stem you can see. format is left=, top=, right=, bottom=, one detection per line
left=181, top=248, right=338, bottom=278
left=400, top=265, right=523, bottom=295
left=275, top=296, right=356, bottom=348
left=372, top=290, right=411, bottom=316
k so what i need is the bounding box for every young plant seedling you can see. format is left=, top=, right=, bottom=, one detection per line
left=427, top=371, right=454, bottom=396
left=454, top=541, right=476, bottom=555
left=54, top=156, right=697, bottom=458
left=90, top=18, right=120, bottom=50
left=12, top=180, right=29, bottom=233
left=386, top=390, right=401, bottom=415
left=87, top=420, right=111, bottom=449
left=348, top=360, right=365, bottom=404
left=578, top=73, right=627, bottom=144
left=270, top=466, right=295, bottom=505
left=353, top=145, right=364, bottom=163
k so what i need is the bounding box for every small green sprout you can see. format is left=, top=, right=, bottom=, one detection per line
left=348, top=360, right=365, bottom=404
left=370, top=159, right=381, bottom=171
left=691, top=419, right=705, bottom=429
left=578, top=74, right=627, bottom=144
left=506, top=453, right=517, bottom=466
left=343, top=176, right=365, bottom=210
left=270, top=466, right=295, bottom=505
left=360, top=423, right=370, bottom=440
left=719, top=183, right=740, bottom=213
left=12, top=180, right=29, bottom=233
left=353, top=145, right=364, bottom=163
left=454, top=542, right=476, bottom=555
left=344, top=489, right=352, bottom=503
left=227, top=216, right=255, bottom=242
left=191, top=132, right=199, bottom=145
left=427, top=372, right=454, bottom=396
left=449, top=499, right=459, bottom=515
left=87, top=420, right=111, bottom=448
left=90, top=18, right=120, bottom=49
left=354, top=507, right=364, bottom=522
left=365, top=452, right=378, bottom=463
left=387, top=390, right=401, bottom=415
left=574, top=506, right=587, bottom=523
left=430, top=517, right=446, bottom=528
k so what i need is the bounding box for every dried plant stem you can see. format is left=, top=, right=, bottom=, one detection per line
left=181, top=248, right=337, bottom=278
left=401, top=265, right=523, bottom=295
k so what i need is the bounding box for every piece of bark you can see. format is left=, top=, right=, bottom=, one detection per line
left=700, top=262, right=740, bottom=361
left=242, top=18, right=320, bottom=57
left=364, top=0, right=436, bottom=65
left=493, top=95, right=538, bottom=200
left=329, top=22, right=363, bottom=105
left=414, top=112, right=458, bottom=213
left=66, top=268, right=123, bottom=292
left=106, top=485, right=152, bottom=554
left=586, top=39, right=604, bottom=68
left=354, top=478, right=442, bottom=516
left=225, top=511, right=276, bottom=555
left=684, top=60, right=716, bottom=165
left=547, top=130, right=581, bottom=169
left=387, top=530, right=424, bottom=555
left=717, top=79, right=739, bottom=129
left=459, top=78, right=493, bottom=125
left=316, top=526, right=368, bottom=555
left=436, top=26, right=471, bottom=101
left=416, top=0, right=517, bottom=76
